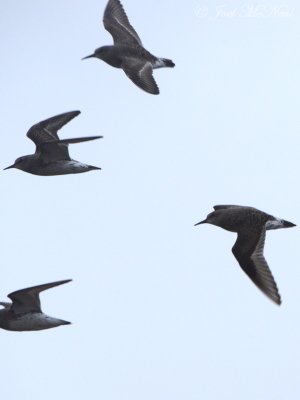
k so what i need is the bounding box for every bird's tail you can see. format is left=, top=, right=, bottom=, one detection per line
left=162, top=58, right=175, bottom=67
left=60, top=319, right=72, bottom=326
left=154, top=58, right=175, bottom=69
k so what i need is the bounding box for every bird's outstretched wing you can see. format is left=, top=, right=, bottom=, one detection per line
left=36, top=135, right=102, bottom=163
left=27, top=111, right=80, bottom=147
left=8, top=280, right=72, bottom=315
left=103, top=0, right=142, bottom=46
left=26, top=111, right=101, bottom=163
left=232, top=228, right=281, bottom=305
left=122, top=59, right=159, bottom=94
left=56, top=136, right=103, bottom=145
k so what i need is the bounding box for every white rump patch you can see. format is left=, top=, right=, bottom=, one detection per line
left=153, top=58, right=165, bottom=68
left=265, top=218, right=284, bottom=230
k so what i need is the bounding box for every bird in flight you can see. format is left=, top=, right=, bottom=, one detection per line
left=4, top=111, right=102, bottom=175
left=0, top=280, right=72, bottom=331
left=82, top=0, right=175, bottom=94
left=195, top=205, right=296, bottom=305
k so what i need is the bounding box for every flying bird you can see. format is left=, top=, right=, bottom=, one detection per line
left=82, top=0, right=175, bottom=94
left=195, top=205, right=296, bottom=305
left=0, top=280, right=72, bottom=331
left=4, top=111, right=102, bottom=175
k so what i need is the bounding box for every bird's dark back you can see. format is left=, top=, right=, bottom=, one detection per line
left=211, top=207, right=270, bottom=233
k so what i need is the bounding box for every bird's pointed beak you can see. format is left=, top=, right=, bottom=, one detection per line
left=194, top=219, right=207, bottom=226
left=3, top=164, right=15, bottom=170
left=283, top=220, right=296, bottom=228
left=82, top=54, right=95, bottom=60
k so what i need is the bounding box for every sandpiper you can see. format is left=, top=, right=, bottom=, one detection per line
left=0, top=280, right=72, bottom=331
left=82, top=0, right=175, bottom=95
left=4, top=111, right=102, bottom=175
left=195, top=205, right=296, bottom=305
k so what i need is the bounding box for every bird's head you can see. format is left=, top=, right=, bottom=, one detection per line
left=194, top=211, right=217, bottom=227
left=82, top=46, right=109, bottom=61
left=4, top=155, right=31, bottom=171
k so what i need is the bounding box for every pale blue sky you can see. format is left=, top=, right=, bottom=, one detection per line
left=1, top=1, right=300, bottom=399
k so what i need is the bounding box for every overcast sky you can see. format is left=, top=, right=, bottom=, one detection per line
left=1, top=1, right=300, bottom=399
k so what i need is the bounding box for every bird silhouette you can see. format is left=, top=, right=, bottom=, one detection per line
left=82, top=0, right=175, bottom=94
left=195, top=205, right=296, bottom=305
left=0, top=280, right=72, bottom=331
left=4, top=111, right=102, bottom=175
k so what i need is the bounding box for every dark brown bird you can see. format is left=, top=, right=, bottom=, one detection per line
left=195, top=205, right=296, bottom=305
left=82, top=0, right=175, bottom=94
left=0, top=280, right=72, bottom=331
left=4, top=111, right=102, bottom=175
